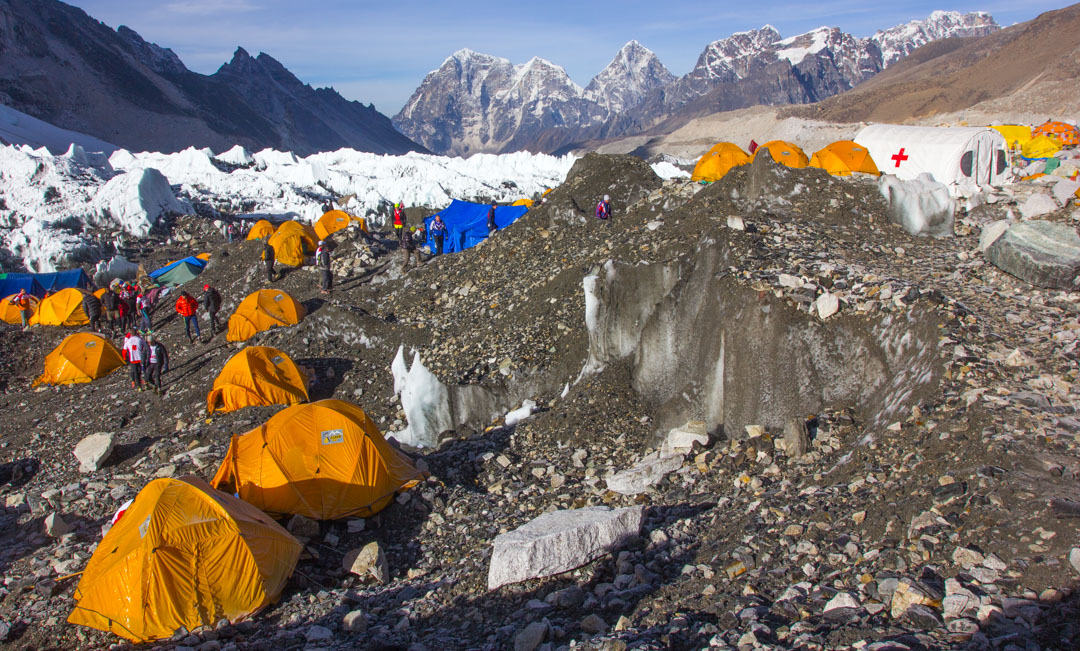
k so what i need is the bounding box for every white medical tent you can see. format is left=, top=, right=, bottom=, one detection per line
left=855, top=124, right=1010, bottom=195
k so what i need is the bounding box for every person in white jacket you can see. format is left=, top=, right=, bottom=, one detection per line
left=121, top=331, right=146, bottom=392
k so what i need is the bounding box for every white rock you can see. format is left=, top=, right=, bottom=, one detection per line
left=726, top=216, right=745, bottom=231
left=778, top=273, right=804, bottom=289
left=74, top=432, right=114, bottom=473
left=815, top=292, right=839, bottom=320
left=824, top=592, right=861, bottom=613
left=978, top=220, right=1011, bottom=252
left=1019, top=192, right=1058, bottom=219
left=44, top=512, right=72, bottom=537
left=1068, top=547, right=1080, bottom=574
left=660, top=420, right=708, bottom=457
left=343, top=541, right=389, bottom=584
left=1052, top=178, right=1080, bottom=206
left=342, top=609, right=367, bottom=633
left=488, top=506, right=645, bottom=590
left=606, top=454, right=684, bottom=496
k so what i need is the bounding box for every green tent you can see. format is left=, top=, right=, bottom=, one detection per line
left=154, top=260, right=204, bottom=286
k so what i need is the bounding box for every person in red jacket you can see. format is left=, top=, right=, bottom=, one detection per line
left=175, top=291, right=201, bottom=343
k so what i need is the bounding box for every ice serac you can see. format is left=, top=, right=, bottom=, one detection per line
left=92, top=168, right=190, bottom=237
left=985, top=221, right=1080, bottom=289
left=879, top=173, right=956, bottom=237
left=487, top=506, right=645, bottom=590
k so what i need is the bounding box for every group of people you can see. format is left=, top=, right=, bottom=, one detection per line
left=80, top=282, right=153, bottom=336
left=120, top=330, right=170, bottom=394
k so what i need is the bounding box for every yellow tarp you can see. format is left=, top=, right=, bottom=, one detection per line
left=691, top=142, right=750, bottom=182
left=268, top=221, right=317, bottom=267
left=29, top=288, right=89, bottom=326
left=809, top=141, right=880, bottom=176
left=0, top=293, right=39, bottom=324
left=207, top=346, right=308, bottom=414
left=1023, top=135, right=1062, bottom=159
left=1033, top=121, right=1079, bottom=146
left=753, top=141, right=809, bottom=168
left=33, top=332, right=124, bottom=387
left=991, top=125, right=1033, bottom=149
left=227, top=289, right=306, bottom=342
left=68, top=476, right=301, bottom=643
left=211, top=399, right=427, bottom=520
left=313, top=210, right=352, bottom=240
left=246, top=219, right=275, bottom=240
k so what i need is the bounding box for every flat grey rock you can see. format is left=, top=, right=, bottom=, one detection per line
left=986, top=220, right=1080, bottom=289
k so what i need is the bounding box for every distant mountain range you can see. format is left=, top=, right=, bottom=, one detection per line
left=0, top=0, right=425, bottom=156
left=393, top=11, right=999, bottom=156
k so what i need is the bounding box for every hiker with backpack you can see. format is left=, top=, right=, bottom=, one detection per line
left=262, top=239, right=276, bottom=281
left=144, top=334, right=169, bottom=395
left=393, top=203, right=406, bottom=240
left=316, top=240, right=333, bottom=293
left=400, top=226, right=418, bottom=271
left=596, top=195, right=611, bottom=220
left=175, top=291, right=201, bottom=343
left=82, top=290, right=103, bottom=333
left=430, top=215, right=447, bottom=256
left=487, top=202, right=497, bottom=234
left=202, top=284, right=222, bottom=335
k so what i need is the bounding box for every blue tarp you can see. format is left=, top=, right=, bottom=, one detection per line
left=149, top=256, right=207, bottom=279
left=424, top=200, right=529, bottom=254
left=0, top=269, right=89, bottom=298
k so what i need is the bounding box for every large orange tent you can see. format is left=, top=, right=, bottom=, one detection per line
left=68, top=476, right=301, bottom=643
left=207, top=346, right=308, bottom=414
left=227, top=289, right=306, bottom=342
left=246, top=219, right=275, bottom=241
left=1033, top=121, right=1079, bottom=146
left=809, top=141, right=881, bottom=176
left=753, top=141, right=809, bottom=168
left=211, top=400, right=426, bottom=520
left=313, top=210, right=352, bottom=240
left=30, top=288, right=89, bottom=326
left=691, top=142, right=751, bottom=182
left=267, top=221, right=317, bottom=267
left=33, top=332, right=125, bottom=387
left=0, top=293, right=39, bottom=324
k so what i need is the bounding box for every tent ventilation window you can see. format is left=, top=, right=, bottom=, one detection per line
left=960, top=152, right=974, bottom=177
left=996, top=150, right=1007, bottom=175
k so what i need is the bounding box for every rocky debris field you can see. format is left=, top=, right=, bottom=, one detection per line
left=0, top=152, right=1079, bottom=650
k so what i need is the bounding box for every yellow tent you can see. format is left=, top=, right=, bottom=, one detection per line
left=808, top=141, right=880, bottom=176
left=207, top=346, right=308, bottom=414
left=691, top=142, right=751, bottom=182
left=0, top=293, right=39, bottom=324
left=93, top=288, right=107, bottom=299
left=68, top=476, right=301, bottom=643
left=991, top=125, right=1033, bottom=150
left=211, top=399, right=427, bottom=520
left=268, top=221, right=317, bottom=267
left=196, top=252, right=211, bottom=262
left=1023, top=134, right=1062, bottom=159
left=227, top=289, right=307, bottom=342
left=33, top=332, right=125, bottom=387
left=511, top=198, right=534, bottom=208
left=753, top=141, right=809, bottom=168
left=30, top=288, right=89, bottom=326
left=313, top=210, right=352, bottom=240
left=246, top=220, right=275, bottom=241
left=1033, top=121, right=1079, bottom=146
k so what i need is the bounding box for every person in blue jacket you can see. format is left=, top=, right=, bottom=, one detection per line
left=596, top=195, right=611, bottom=220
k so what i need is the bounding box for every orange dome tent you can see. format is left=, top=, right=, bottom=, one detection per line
left=32, top=332, right=124, bottom=387
left=1033, top=121, right=1079, bottom=146
left=68, top=476, right=301, bottom=643
left=691, top=142, right=751, bottom=182
left=246, top=219, right=275, bottom=240
left=211, top=399, right=427, bottom=520
left=313, top=210, right=352, bottom=240
left=753, top=141, right=809, bottom=168
left=267, top=221, right=317, bottom=267
left=0, top=293, right=40, bottom=324
left=207, top=346, right=308, bottom=414
left=809, top=141, right=881, bottom=176
left=30, top=288, right=89, bottom=326
left=227, top=289, right=307, bottom=342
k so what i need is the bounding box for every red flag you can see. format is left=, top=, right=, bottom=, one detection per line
left=748, top=139, right=759, bottom=154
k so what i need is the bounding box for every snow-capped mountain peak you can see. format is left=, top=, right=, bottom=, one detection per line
left=872, top=10, right=999, bottom=65
left=586, top=41, right=676, bottom=112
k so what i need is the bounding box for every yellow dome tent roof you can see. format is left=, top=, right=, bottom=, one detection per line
left=207, top=346, right=308, bottom=414
left=691, top=142, right=750, bottom=182
left=267, top=221, right=317, bottom=267
left=990, top=125, right=1033, bottom=149
left=68, top=475, right=301, bottom=643
left=1022, top=134, right=1062, bottom=159
left=1033, top=121, right=1079, bottom=146
left=227, top=289, right=307, bottom=342
left=211, top=399, right=427, bottom=520
left=0, top=293, right=39, bottom=324
left=33, top=332, right=125, bottom=387
left=753, top=141, right=809, bottom=168
left=313, top=210, right=352, bottom=240
left=29, top=288, right=89, bottom=326
left=808, top=141, right=880, bottom=176
left=196, top=252, right=211, bottom=262
left=511, top=198, right=534, bottom=207
left=246, top=219, right=275, bottom=241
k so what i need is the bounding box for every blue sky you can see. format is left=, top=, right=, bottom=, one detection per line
left=69, top=0, right=1068, bottom=116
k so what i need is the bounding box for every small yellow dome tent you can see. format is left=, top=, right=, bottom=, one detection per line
left=511, top=198, right=534, bottom=207
left=990, top=125, right=1033, bottom=150
left=1033, top=121, right=1079, bottom=146
left=268, top=221, right=317, bottom=267
left=207, top=346, right=308, bottom=414
left=0, top=293, right=39, bottom=324
left=33, top=332, right=125, bottom=387
left=808, top=141, right=881, bottom=176
left=246, top=219, right=275, bottom=240
left=753, top=141, right=809, bottom=168
left=211, top=399, right=427, bottom=520
left=68, top=476, right=301, bottom=643
left=313, top=210, right=352, bottom=240
left=691, top=142, right=750, bottom=182
left=1022, top=134, right=1062, bottom=159
left=227, top=289, right=306, bottom=342
left=30, top=288, right=89, bottom=326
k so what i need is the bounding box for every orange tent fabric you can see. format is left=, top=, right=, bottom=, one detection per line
left=691, top=142, right=751, bottom=182
left=313, top=210, right=352, bottom=240
left=268, top=221, right=317, bottom=267
left=1033, top=121, right=1079, bottom=146
left=68, top=476, right=301, bottom=643
left=809, top=141, right=881, bottom=176
left=246, top=220, right=275, bottom=240
left=753, top=141, right=809, bottom=168
left=30, top=288, right=89, bottom=326
left=226, top=289, right=306, bottom=342
left=0, top=293, right=40, bottom=324
left=33, top=332, right=125, bottom=387
left=211, top=399, right=427, bottom=520
left=207, top=346, right=308, bottom=414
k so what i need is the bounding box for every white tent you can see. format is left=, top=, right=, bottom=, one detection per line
left=855, top=124, right=1010, bottom=196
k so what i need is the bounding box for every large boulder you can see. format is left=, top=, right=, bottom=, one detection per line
left=488, top=506, right=645, bottom=589
left=985, top=220, right=1080, bottom=289
left=74, top=433, right=114, bottom=473
left=879, top=173, right=955, bottom=237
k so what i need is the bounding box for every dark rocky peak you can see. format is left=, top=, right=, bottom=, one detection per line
left=115, top=25, right=187, bottom=76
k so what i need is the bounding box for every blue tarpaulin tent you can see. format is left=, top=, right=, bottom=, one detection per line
left=423, top=200, right=529, bottom=254
left=0, top=269, right=89, bottom=298
left=149, top=256, right=208, bottom=286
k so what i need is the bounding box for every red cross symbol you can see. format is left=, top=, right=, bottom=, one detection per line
left=891, top=148, right=909, bottom=168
